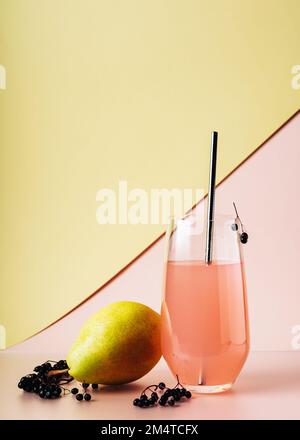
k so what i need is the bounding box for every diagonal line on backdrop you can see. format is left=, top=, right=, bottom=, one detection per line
left=15, top=108, right=300, bottom=346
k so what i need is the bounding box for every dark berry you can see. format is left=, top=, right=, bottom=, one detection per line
left=151, top=392, right=158, bottom=401
left=133, top=398, right=140, bottom=406
left=138, top=400, right=144, bottom=407
left=140, top=394, right=147, bottom=401
left=39, top=390, right=46, bottom=398
left=76, top=393, right=83, bottom=401
left=24, top=384, right=33, bottom=392
left=84, top=393, right=91, bottom=401
left=92, top=384, right=98, bottom=390
left=71, top=387, right=79, bottom=395
left=168, top=398, right=175, bottom=406
left=52, top=389, right=60, bottom=398
left=18, top=382, right=24, bottom=389
left=57, top=360, right=65, bottom=368
left=158, top=382, right=166, bottom=390
left=231, top=223, right=238, bottom=231
left=185, top=391, right=192, bottom=399
left=149, top=396, right=157, bottom=405
left=164, top=388, right=171, bottom=397
left=45, top=391, right=52, bottom=399
left=34, top=366, right=41, bottom=372
left=159, top=397, right=167, bottom=406
left=180, top=388, right=187, bottom=396
left=240, top=232, right=248, bottom=244
left=82, top=383, right=89, bottom=389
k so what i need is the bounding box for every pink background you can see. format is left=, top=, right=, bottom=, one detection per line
left=9, top=111, right=300, bottom=354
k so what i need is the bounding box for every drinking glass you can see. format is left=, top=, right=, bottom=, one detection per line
left=161, top=207, right=249, bottom=393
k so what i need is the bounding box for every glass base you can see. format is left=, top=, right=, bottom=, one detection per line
left=186, top=383, right=233, bottom=394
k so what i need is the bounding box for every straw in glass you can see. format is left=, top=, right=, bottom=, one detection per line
left=205, top=131, right=218, bottom=264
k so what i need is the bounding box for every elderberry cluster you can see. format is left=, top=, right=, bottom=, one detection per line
left=17, top=360, right=71, bottom=399
left=70, top=383, right=98, bottom=402
left=232, top=202, right=249, bottom=244
left=133, top=379, right=191, bottom=408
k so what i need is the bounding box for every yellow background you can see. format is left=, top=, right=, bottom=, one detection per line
left=0, top=0, right=299, bottom=346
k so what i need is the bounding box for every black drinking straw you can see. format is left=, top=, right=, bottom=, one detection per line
left=205, top=131, right=218, bottom=264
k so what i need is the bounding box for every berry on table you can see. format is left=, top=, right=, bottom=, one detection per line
left=168, top=398, right=175, bottom=406
left=24, top=384, right=33, bottom=393
left=84, top=393, right=91, bottom=401
left=151, top=392, right=158, bottom=401
left=76, top=393, right=83, bottom=401
left=52, top=389, right=61, bottom=398
left=133, top=398, right=140, bottom=406
left=164, top=388, right=171, bottom=397
left=159, top=397, right=167, bottom=406
left=17, top=359, right=73, bottom=401
left=71, top=387, right=79, bottom=395
left=133, top=376, right=192, bottom=409
left=149, top=396, right=156, bottom=405
left=92, top=384, right=98, bottom=390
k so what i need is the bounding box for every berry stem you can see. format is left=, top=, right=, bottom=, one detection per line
left=141, top=384, right=158, bottom=395
left=233, top=202, right=245, bottom=232
left=60, top=386, right=71, bottom=395
left=174, top=375, right=184, bottom=388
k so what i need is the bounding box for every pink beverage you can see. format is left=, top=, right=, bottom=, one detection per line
left=161, top=260, right=249, bottom=391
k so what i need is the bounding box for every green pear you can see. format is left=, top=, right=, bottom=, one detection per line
left=67, top=301, right=161, bottom=385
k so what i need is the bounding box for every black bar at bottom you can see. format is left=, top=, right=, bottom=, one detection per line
left=0, top=419, right=298, bottom=437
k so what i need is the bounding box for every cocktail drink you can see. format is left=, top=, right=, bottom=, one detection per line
left=162, top=132, right=249, bottom=393
left=161, top=211, right=249, bottom=393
